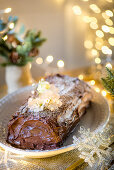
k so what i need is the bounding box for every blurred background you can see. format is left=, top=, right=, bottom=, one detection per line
left=0, top=0, right=113, bottom=86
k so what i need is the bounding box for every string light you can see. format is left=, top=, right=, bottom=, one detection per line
left=72, top=6, right=82, bottom=15
left=107, top=49, right=112, bottom=54
left=73, top=1, right=113, bottom=65
left=105, top=18, right=113, bottom=26
left=102, top=90, right=107, bottom=96
left=90, top=17, right=97, bottom=23
left=90, top=80, right=95, bottom=85
left=36, top=57, right=43, bottom=64
left=9, top=23, right=14, bottom=29
left=91, top=49, right=99, bottom=57
left=105, top=10, right=113, bottom=17
left=4, top=8, right=12, bottom=13
left=57, top=60, right=64, bottom=68
left=78, top=74, right=83, bottom=80
left=95, top=87, right=100, bottom=93
left=95, top=42, right=103, bottom=50
left=46, top=55, right=53, bottom=63
left=96, top=30, right=104, bottom=38
left=95, top=38, right=103, bottom=50
left=108, top=37, right=114, bottom=46
left=2, top=35, right=8, bottom=41
left=95, top=57, right=101, bottom=64
left=101, top=46, right=108, bottom=54
left=109, top=27, right=114, bottom=34
left=90, top=22, right=98, bottom=29
left=84, top=40, right=93, bottom=49
left=90, top=4, right=101, bottom=13
left=105, top=63, right=112, bottom=69
left=102, top=12, right=109, bottom=19
left=83, top=16, right=91, bottom=23
left=102, top=25, right=110, bottom=33
left=101, top=46, right=112, bottom=54
left=96, top=37, right=103, bottom=43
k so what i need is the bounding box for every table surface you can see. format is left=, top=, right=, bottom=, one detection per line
left=0, top=66, right=113, bottom=170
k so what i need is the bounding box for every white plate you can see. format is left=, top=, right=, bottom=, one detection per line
left=0, top=86, right=110, bottom=158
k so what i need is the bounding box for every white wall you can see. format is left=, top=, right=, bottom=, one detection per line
left=0, top=0, right=89, bottom=85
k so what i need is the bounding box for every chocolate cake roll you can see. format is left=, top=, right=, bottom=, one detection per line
left=7, top=74, right=92, bottom=150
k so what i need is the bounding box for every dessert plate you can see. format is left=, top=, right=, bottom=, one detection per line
left=0, top=86, right=110, bottom=158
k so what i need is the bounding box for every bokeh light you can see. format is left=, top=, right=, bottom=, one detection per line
left=95, top=87, right=100, bottom=93
left=96, top=30, right=104, bottom=38
left=90, top=17, right=97, bottom=23
left=57, top=60, right=64, bottom=68
left=36, top=57, right=43, bottom=64
left=46, top=55, right=53, bottom=63
left=90, top=22, right=98, bottom=29
left=95, top=57, right=101, bottom=64
left=90, top=80, right=95, bottom=85
left=91, top=49, right=99, bottom=57
left=90, top=4, right=101, bottom=13
left=84, top=40, right=93, bottom=49
left=105, top=18, right=113, bottom=26
left=95, top=42, right=103, bottom=50
left=102, top=90, right=107, bottom=96
left=105, top=10, right=113, bottom=17
left=78, top=74, right=83, bottom=80
left=102, top=25, right=110, bottom=33
left=83, top=16, right=91, bottom=23
left=109, top=27, right=114, bottom=34
left=108, top=37, right=114, bottom=46
left=101, top=46, right=112, bottom=54
left=4, top=8, right=12, bottom=13
left=72, top=6, right=82, bottom=15
left=102, top=12, right=110, bottom=19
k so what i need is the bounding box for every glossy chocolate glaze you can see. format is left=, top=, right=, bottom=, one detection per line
left=7, top=74, right=92, bottom=150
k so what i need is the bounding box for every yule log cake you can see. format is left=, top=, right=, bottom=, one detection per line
left=7, top=74, right=92, bottom=150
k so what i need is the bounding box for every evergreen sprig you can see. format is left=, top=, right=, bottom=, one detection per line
left=0, top=16, right=46, bottom=67
left=101, top=67, right=114, bottom=97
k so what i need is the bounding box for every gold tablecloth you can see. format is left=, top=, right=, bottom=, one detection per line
left=0, top=67, right=113, bottom=170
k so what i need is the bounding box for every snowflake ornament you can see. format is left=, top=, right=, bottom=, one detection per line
left=73, top=126, right=113, bottom=167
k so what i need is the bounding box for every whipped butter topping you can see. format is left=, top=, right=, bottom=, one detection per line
left=28, top=79, right=62, bottom=112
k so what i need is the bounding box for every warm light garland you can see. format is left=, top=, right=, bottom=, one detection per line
left=78, top=74, right=84, bottom=80
left=57, top=60, right=64, bottom=68
left=72, top=6, right=82, bottom=15
left=36, top=57, right=43, bottom=64
left=72, top=0, right=113, bottom=65
left=46, top=55, right=54, bottom=63
left=4, top=8, right=12, bottom=13
left=90, top=80, right=95, bottom=85
left=101, top=90, right=107, bottom=96
left=95, top=57, right=101, bottom=64
left=89, top=4, right=101, bottom=13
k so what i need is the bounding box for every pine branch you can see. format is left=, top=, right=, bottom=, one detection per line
left=101, top=67, right=114, bottom=97
left=0, top=15, right=46, bottom=67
